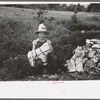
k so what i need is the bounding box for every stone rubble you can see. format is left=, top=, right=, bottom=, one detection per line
left=65, top=39, right=100, bottom=73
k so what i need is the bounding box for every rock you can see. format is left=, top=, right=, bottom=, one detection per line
left=91, top=55, right=99, bottom=63
left=96, top=40, right=100, bottom=44
left=92, top=44, right=100, bottom=49
left=83, top=58, right=88, bottom=64
left=47, top=74, right=58, bottom=79
left=90, top=39, right=98, bottom=42
left=97, top=63, right=100, bottom=68
left=65, top=39, right=100, bottom=74
left=87, top=50, right=96, bottom=58
left=90, top=39, right=100, bottom=44
left=85, top=46, right=92, bottom=52
left=66, top=60, right=76, bottom=72
left=86, top=39, right=94, bottom=44
left=74, top=46, right=85, bottom=57
left=75, top=57, right=84, bottom=72
left=86, top=39, right=90, bottom=44
left=86, top=44, right=92, bottom=47
left=83, top=46, right=89, bottom=53
left=97, top=49, right=100, bottom=53
left=67, top=46, right=85, bottom=72
left=84, top=60, right=96, bottom=72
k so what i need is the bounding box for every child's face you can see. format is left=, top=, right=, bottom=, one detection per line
left=38, top=32, right=46, bottom=40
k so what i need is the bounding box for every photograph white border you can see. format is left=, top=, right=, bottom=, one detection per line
left=0, top=81, right=100, bottom=98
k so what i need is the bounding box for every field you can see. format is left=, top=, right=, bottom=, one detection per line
left=0, top=6, right=100, bottom=81
left=0, top=6, right=100, bottom=40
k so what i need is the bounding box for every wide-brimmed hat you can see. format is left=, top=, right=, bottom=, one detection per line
left=34, top=23, right=49, bottom=34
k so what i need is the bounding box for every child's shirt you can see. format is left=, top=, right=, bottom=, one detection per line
left=32, top=38, right=52, bottom=49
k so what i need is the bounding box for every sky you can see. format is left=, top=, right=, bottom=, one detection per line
left=0, top=2, right=95, bottom=5
left=0, top=2, right=98, bottom=8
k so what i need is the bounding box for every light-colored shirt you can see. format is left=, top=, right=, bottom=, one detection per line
left=32, top=38, right=52, bottom=50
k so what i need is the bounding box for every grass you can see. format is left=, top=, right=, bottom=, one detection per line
left=0, top=6, right=100, bottom=81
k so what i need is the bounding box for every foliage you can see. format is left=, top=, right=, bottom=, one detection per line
left=0, top=18, right=32, bottom=80
left=0, top=4, right=85, bottom=11
left=0, top=7, right=100, bottom=80
left=86, top=3, right=100, bottom=12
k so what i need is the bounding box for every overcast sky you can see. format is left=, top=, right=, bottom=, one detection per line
left=0, top=2, right=98, bottom=8
left=65, top=2, right=91, bottom=7
left=0, top=2, right=96, bottom=5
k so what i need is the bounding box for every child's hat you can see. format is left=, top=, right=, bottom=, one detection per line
left=34, top=23, right=49, bottom=34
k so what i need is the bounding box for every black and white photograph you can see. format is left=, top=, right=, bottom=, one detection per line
left=0, top=1, right=100, bottom=99
left=0, top=2, right=100, bottom=82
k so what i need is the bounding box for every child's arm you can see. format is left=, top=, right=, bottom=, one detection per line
left=32, top=39, right=38, bottom=50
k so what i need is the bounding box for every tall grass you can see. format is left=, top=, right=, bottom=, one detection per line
left=0, top=11, right=100, bottom=80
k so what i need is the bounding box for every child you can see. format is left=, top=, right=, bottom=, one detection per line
left=28, top=23, right=56, bottom=77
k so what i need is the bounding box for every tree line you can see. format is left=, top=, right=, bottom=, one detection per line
left=0, top=3, right=100, bottom=12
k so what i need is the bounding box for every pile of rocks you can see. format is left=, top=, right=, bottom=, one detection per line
left=65, top=39, right=100, bottom=73
left=83, top=39, right=100, bottom=72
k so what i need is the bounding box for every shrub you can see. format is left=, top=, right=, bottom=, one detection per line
left=2, top=55, right=31, bottom=80
left=67, top=14, right=82, bottom=31
left=66, top=14, right=100, bottom=31
left=1, top=11, right=100, bottom=80
left=87, top=16, right=100, bottom=22
left=0, top=18, right=33, bottom=80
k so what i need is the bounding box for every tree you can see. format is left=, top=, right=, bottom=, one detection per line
left=86, top=3, right=100, bottom=12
